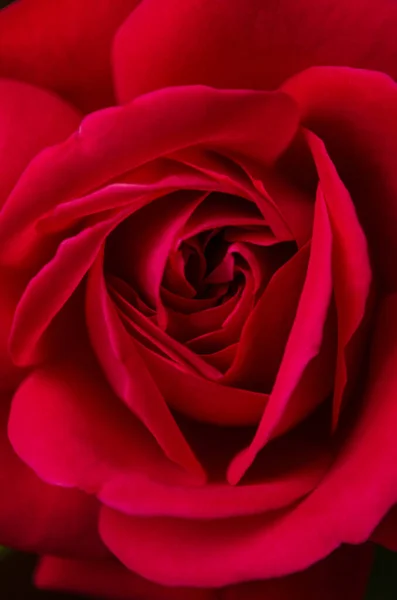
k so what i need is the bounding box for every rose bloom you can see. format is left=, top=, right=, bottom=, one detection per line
left=0, top=0, right=396, bottom=598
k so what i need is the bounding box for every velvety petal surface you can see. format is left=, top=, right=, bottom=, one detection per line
left=305, top=130, right=371, bottom=427
left=0, top=78, right=81, bottom=207
left=228, top=188, right=333, bottom=483
left=0, top=0, right=140, bottom=112
left=0, top=86, right=298, bottom=267
left=114, top=0, right=397, bottom=103
left=36, top=557, right=214, bottom=600
left=100, top=294, right=397, bottom=586
left=35, top=544, right=373, bottom=600
left=86, top=253, right=206, bottom=479
left=8, top=353, right=203, bottom=510
left=283, top=66, right=397, bottom=290
left=0, top=395, right=106, bottom=558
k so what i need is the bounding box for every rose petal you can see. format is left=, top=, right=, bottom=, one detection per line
left=8, top=354, right=203, bottom=510
left=98, top=294, right=397, bottom=586
left=224, top=245, right=310, bottom=391
left=108, top=190, right=205, bottom=315
left=0, top=395, right=106, bottom=558
left=0, top=270, right=27, bottom=392
left=228, top=189, right=333, bottom=484
left=180, top=192, right=264, bottom=240
left=111, top=277, right=222, bottom=380
left=305, top=130, right=371, bottom=427
left=35, top=545, right=373, bottom=600
left=35, top=557, right=213, bottom=600
left=161, top=285, right=228, bottom=314
left=232, top=157, right=314, bottom=247
left=0, top=86, right=298, bottom=266
left=202, top=345, right=238, bottom=373
left=221, top=545, right=373, bottom=600
left=283, top=66, right=397, bottom=290
left=99, top=449, right=331, bottom=520
left=9, top=208, right=130, bottom=366
left=0, top=0, right=140, bottom=112
left=165, top=293, right=240, bottom=343
left=114, top=0, right=397, bottom=103
left=86, top=253, right=205, bottom=480
left=177, top=150, right=295, bottom=242
left=138, top=342, right=267, bottom=425
left=0, top=79, right=81, bottom=207
left=187, top=268, right=255, bottom=357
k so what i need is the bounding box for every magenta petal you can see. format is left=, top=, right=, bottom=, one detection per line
left=36, top=556, right=214, bottom=600
left=36, top=546, right=372, bottom=600
left=98, top=294, right=397, bottom=587
left=114, top=0, right=397, bottom=102
left=139, top=342, right=266, bottom=425
left=8, top=354, right=202, bottom=506
left=111, top=283, right=221, bottom=380
left=0, top=86, right=297, bottom=267
left=228, top=188, right=333, bottom=484
left=0, top=0, right=140, bottom=112
left=224, top=245, right=310, bottom=391
left=9, top=209, right=128, bottom=366
left=0, top=395, right=106, bottom=558
left=86, top=253, right=205, bottom=480
left=305, top=130, right=371, bottom=427
left=0, top=79, right=81, bottom=207
left=110, top=191, right=204, bottom=310
left=284, top=66, right=397, bottom=289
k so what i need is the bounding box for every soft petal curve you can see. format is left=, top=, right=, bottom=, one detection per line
left=100, top=293, right=397, bottom=586
left=0, top=394, right=106, bottom=558
left=114, top=0, right=397, bottom=103
left=0, top=0, right=140, bottom=112
left=0, top=78, right=81, bottom=207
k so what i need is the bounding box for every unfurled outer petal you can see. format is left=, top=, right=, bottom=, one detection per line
left=0, top=394, right=106, bottom=558
left=35, top=556, right=214, bottom=600
left=0, top=0, right=140, bottom=112
left=283, top=66, right=397, bottom=290
left=35, top=545, right=373, bottom=600
left=99, top=294, right=397, bottom=587
left=114, top=0, right=397, bottom=103
left=0, top=78, right=81, bottom=207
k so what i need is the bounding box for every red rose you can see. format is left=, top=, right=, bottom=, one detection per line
left=0, top=0, right=396, bottom=598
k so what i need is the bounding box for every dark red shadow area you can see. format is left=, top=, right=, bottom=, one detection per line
left=0, top=553, right=88, bottom=600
